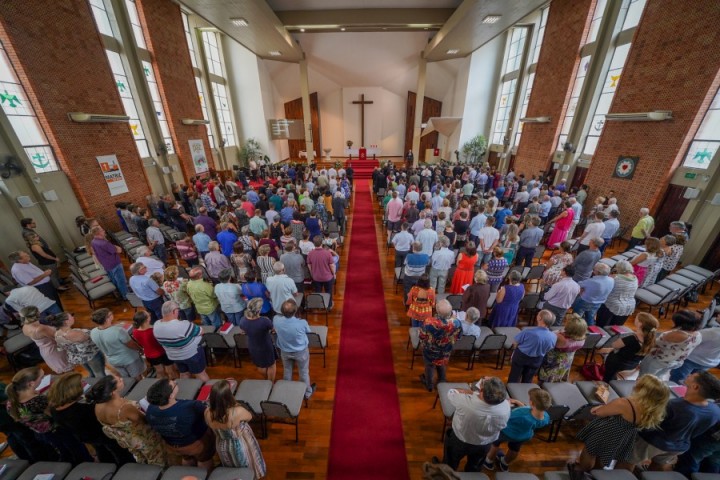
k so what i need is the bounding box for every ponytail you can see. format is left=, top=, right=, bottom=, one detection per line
left=636, top=312, right=659, bottom=356
left=6, top=367, right=43, bottom=420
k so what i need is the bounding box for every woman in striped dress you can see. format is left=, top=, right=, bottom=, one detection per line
left=205, top=380, right=266, bottom=478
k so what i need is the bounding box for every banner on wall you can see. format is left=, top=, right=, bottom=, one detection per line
left=189, top=139, right=208, bottom=174
left=96, top=154, right=129, bottom=196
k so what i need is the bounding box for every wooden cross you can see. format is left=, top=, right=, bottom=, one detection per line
left=352, top=94, right=374, bottom=147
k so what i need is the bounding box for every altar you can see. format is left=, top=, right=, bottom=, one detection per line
left=345, top=147, right=381, bottom=159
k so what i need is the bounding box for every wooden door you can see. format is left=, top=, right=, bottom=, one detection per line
left=570, top=166, right=588, bottom=191
left=653, top=184, right=689, bottom=238
left=702, top=229, right=720, bottom=270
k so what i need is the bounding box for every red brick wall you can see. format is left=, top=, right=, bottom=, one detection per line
left=584, top=0, right=720, bottom=228
left=135, top=0, right=214, bottom=179
left=0, top=0, right=151, bottom=229
left=513, top=0, right=595, bottom=178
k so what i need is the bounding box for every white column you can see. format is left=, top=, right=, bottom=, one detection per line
left=411, top=56, right=427, bottom=168
left=299, top=59, right=314, bottom=164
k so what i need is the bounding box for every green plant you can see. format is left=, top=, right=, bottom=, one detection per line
left=238, top=138, right=262, bottom=166
left=460, top=134, right=488, bottom=163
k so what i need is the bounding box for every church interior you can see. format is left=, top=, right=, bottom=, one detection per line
left=0, top=0, right=719, bottom=479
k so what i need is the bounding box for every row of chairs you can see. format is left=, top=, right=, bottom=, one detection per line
left=0, top=460, right=253, bottom=480
left=65, top=248, right=118, bottom=309
left=631, top=264, right=718, bottom=317
left=435, top=468, right=715, bottom=480
left=434, top=377, right=685, bottom=444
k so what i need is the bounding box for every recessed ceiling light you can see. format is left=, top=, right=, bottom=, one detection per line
left=482, top=15, right=502, bottom=24
left=269, top=51, right=282, bottom=56
left=230, top=18, right=249, bottom=27
left=340, top=27, right=346, bottom=31
left=300, top=28, right=305, bottom=32
left=446, top=49, right=459, bottom=54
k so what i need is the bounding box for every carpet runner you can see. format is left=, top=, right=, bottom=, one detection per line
left=350, top=158, right=379, bottom=179
left=327, top=180, right=409, bottom=479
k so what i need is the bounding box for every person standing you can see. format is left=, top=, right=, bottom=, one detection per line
left=418, top=300, right=462, bottom=392
left=572, top=263, right=614, bottom=326
left=392, top=222, right=414, bottom=268
left=516, top=217, right=543, bottom=268
left=572, top=239, right=603, bottom=282
left=90, top=308, right=145, bottom=379
left=439, top=377, right=512, bottom=472
left=90, top=226, right=128, bottom=300
left=428, top=236, right=455, bottom=295
left=307, top=235, right=336, bottom=308
left=265, top=262, right=298, bottom=312
left=542, top=266, right=580, bottom=323
left=186, top=267, right=222, bottom=328
left=273, top=300, right=316, bottom=399
left=154, top=301, right=210, bottom=381
left=575, top=212, right=606, bottom=254
left=146, top=219, right=167, bottom=264
left=9, top=250, right=63, bottom=309
left=508, top=310, right=557, bottom=383
left=626, top=207, right=655, bottom=251
left=128, top=262, right=164, bottom=323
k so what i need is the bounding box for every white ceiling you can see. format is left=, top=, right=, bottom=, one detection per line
left=267, top=0, right=462, bottom=10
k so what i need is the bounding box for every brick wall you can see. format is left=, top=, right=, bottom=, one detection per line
left=584, top=0, right=720, bottom=229
left=513, top=0, right=595, bottom=178
left=136, top=0, right=214, bottom=179
left=0, top=0, right=151, bottom=229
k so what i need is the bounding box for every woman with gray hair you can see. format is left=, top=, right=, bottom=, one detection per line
left=238, top=297, right=277, bottom=381
left=596, top=260, right=639, bottom=327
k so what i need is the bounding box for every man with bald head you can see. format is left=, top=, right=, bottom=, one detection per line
left=419, top=299, right=462, bottom=392
left=626, top=207, right=654, bottom=251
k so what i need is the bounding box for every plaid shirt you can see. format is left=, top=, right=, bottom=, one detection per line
left=420, top=316, right=462, bottom=366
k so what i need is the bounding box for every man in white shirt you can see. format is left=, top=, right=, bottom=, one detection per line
left=567, top=198, right=583, bottom=239
left=5, top=285, right=62, bottom=318
left=477, top=217, right=500, bottom=265
left=542, top=266, right=581, bottom=323
left=438, top=377, right=512, bottom=471
left=468, top=208, right=488, bottom=245
left=429, top=236, right=455, bottom=294
left=603, top=197, right=619, bottom=217
left=145, top=219, right=167, bottom=263
left=392, top=222, right=414, bottom=268
left=576, top=212, right=606, bottom=254
left=416, top=220, right=439, bottom=256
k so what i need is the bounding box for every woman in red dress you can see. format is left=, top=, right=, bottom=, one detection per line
left=547, top=200, right=574, bottom=249
left=449, top=242, right=479, bottom=294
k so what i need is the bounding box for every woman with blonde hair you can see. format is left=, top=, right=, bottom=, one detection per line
left=569, top=374, right=670, bottom=477
left=204, top=380, right=266, bottom=476
left=256, top=244, right=276, bottom=283
left=48, top=372, right=134, bottom=463
left=6, top=367, right=89, bottom=463
left=502, top=223, right=520, bottom=264
left=602, top=312, right=659, bottom=382
left=20, top=306, right=71, bottom=374
left=238, top=298, right=277, bottom=382
left=538, top=314, right=587, bottom=383
left=461, top=269, right=491, bottom=321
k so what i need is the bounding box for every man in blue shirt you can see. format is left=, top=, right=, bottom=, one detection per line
left=623, top=371, right=720, bottom=472
left=273, top=299, right=316, bottom=399
left=539, top=195, right=552, bottom=225
left=215, top=222, right=238, bottom=257
left=516, top=217, right=543, bottom=268
left=494, top=202, right=514, bottom=229
left=508, top=310, right=557, bottom=383
left=128, top=262, right=164, bottom=323
left=572, top=263, right=614, bottom=325
left=403, top=242, right=430, bottom=302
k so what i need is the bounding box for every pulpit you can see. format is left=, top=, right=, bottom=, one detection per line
left=359, top=148, right=367, bottom=161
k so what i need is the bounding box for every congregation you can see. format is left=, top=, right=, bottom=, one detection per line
left=376, top=160, right=720, bottom=476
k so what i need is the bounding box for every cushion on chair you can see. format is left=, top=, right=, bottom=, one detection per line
left=575, top=381, right=620, bottom=404
left=609, top=380, right=636, bottom=398
left=175, top=378, right=204, bottom=400
left=542, top=382, right=589, bottom=418
left=436, top=383, right=469, bottom=419
left=456, top=473, right=491, bottom=479
left=267, top=380, right=306, bottom=417
left=161, top=466, right=208, bottom=480
left=506, top=383, right=542, bottom=405
left=208, top=467, right=255, bottom=480
left=692, top=474, right=720, bottom=480
left=67, top=463, right=117, bottom=480
left=235, top=379, right=273, bottom=415
left=590, top=470, right=638, bottom=480
left=124, top=378, right=159, bottom=401
left=496, top=473, right=539, bottom=480
left=640, top=472, right=688, bottom=480
left=112, top=463, right=163, bottom=480
left=0, top=459, right=30, bottom=480
left=17, top=462, right=73, bottom=480
left=544, top=472, right=570, bottom=480
left=493, top=327, right=521, bottom=349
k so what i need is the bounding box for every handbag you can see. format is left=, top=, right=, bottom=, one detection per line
left=580, top=362, right=605, bottom=381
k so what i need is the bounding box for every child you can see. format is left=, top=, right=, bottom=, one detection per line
left=131, top=311, right=178, bottom=380
left=483, top=388, right=552, bottom=472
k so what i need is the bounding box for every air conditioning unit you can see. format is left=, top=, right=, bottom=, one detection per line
left=605, top=110, right=672, bottom=122
left=68, top=112, right=130, bottom=123
left=519, top=116, right=551, bottom=123
left=182, top=119, right=210, bottom=126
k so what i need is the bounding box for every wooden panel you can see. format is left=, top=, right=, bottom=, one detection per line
left=570, top=166, right=588, bottom=191
left=405, top=91, right=442, bottom=163
left=488, top=151, right=500, bottom=170
left=284, top=92, right=321, bottom=159
left=653, top=184, right=689, bottom=239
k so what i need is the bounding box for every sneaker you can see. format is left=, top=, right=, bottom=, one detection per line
left=305, top=383, right=317, bottom=399
left=481, top=458, right=495, bottom=471
left=497, top=456, right=509, bottom=472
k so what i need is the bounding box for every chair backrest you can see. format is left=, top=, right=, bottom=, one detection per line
left=305, top=293, right=329, bottom=310
left=233, top=333, right=249, bottom=349
left=477, top=334, right=507, bottom=351
left=452, top=335, right=476, bottom=352
left=261, top=400, right=294, bottom=419
left=525, top=265, right=545, bottom=280
left=72, top=278, right=89, bottom=297
left=520, top=293, right=540, bottom=309
left=446, top=295, right=463, bottom=310
left=307, top=332, right=323, bottom=348
left=533, top=245, right=546, bottom=258
left=203, top=332, right=230, bottom=349
left=508, top=265, right=523, bottom=277
left=581, top=333, right=603, bottom=350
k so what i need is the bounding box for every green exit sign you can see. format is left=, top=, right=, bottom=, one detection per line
left=685, top=172, right=697, bottom=179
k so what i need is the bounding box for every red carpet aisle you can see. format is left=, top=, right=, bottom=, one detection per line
left=327, top=180, right=409, bottom=479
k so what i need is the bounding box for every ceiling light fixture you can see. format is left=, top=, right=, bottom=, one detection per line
left=300, top=28, right=305, bottom=32
left=340, top=27, right=346, bottom=31
left=482, top=15, right=502, bottom=24
left=230, top=18, right=249, bottom=27
left=446, top=49, right=459, bottom=54
left=268, top=51, right=282, bottom=57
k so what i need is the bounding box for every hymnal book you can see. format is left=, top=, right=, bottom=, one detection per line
left=138, top=398, right=150, bottom=412
left=218, top=322, right=234, bottom=335
left=35, top=375, right=52, bottom=393
left=33, top=475, right=54, bottom=480
left=588, top=326, right=604, bottom=335
left=610, top=325, right=631, bottom=335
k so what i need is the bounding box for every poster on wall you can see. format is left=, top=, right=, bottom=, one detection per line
left=189, top=139, right=208, bottom=175
left=96, top=154, right=129, bottom=196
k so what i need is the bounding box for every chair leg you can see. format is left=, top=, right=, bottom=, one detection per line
left=295, top=418, right=299, bottom=443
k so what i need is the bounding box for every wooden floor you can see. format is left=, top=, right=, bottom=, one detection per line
left=1, top=177, right=717, bottom=479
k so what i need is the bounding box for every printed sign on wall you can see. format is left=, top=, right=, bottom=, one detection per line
left=189, top=139, right=208, bottom=174
left=96, top=154, right=129, bottom=196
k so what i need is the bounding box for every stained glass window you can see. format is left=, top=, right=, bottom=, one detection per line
left=682, top=88, right=720, bottom=170
left=0, top=43, right=60, bottom=173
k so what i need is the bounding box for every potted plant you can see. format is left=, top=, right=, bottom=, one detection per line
left=238, top=138, right=262, bottom=166
left=460, top=134, right=488, bottom=163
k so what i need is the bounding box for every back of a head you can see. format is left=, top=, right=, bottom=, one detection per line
left=693, top=371, right=720, bottom=401
left=85, top=375, right=118, bottom=404
left=528, top=388, right=552, bottom=412
left=147, top=378, right=173, bottom=406
left=281, top=299, right=298, bottom=318
left=47, top=372, right=84, bottom=408
left=91, top=308, right=110, bottom=325
left=481, top=377, right=507, bottom=405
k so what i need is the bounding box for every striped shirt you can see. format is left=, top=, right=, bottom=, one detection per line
left=153, top=319, right=202, bottom=361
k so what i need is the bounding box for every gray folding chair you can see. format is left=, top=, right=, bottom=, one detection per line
left=235, top=379, right=273, bottom=438
left=161, top=466, right=208, bottom=480
left=308, top=325, right=328, bottom=367
left=304, top=292, right=331, bottom=325
left=176, top=378, right=204, bottom=400
left=233, top=333, right=249, bottom=367
left=471, top=334, right=507, bottom=369
left=0, top=459, right=30, bottom=480
left=590, top=471, right=638, bottom=480
left=544, top=472, right=571, bottom=480
left=497, top=472, right=540, bottom=480
left=407, top=327, right=422, bottom=369
left=493, top=326, right=521, bottom=368
left=542, top=382, right=591, bottom=441
left=4, top=333, right=38, bottom=372
left=18, top=463, right=72, bottom=480
left=575, top=381, right=620, bottom=405
left=67, top=463, right=117, bottom=480
left=432, top=382, right=468, bottom=441
left=202, top=332, right=236, bottom=366
left=125, top=378, right=158, bottom=401
left=451, top=334, right=476, bottom=370
left=261, top=380, right=307, bottom=442
left=208, top=467, right=255, bottom=480
left=112, top=462, right=163, bottom=480
left=446, top=294, right=463, bottom=310
left=609, top=380, right=636, bottom=398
